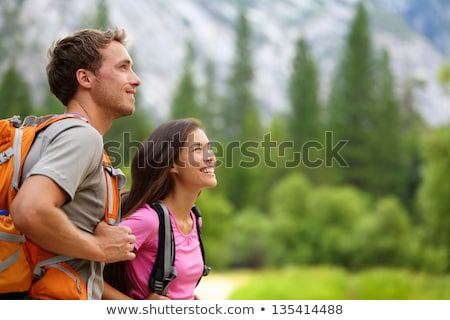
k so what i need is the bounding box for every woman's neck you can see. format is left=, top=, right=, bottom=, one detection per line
left=162, top=193, right=197, bottom=235
left=162, top=191, right=197, bottom=220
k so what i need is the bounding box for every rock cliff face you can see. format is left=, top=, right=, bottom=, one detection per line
left=377, top=0, right=450, bottom=56
left=4, top=0, right=450, bottom=125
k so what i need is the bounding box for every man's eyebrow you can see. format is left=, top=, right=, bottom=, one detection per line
left=118, top=58, right=132, bottom=66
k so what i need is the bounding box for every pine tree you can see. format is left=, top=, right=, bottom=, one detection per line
left=0, top=0, right=27, bottom=66
left=40, top=91, right=65, bottom=115
left=81, top=0, right=110, bottom=29
left=287, top=36, right=325, bottom=182
left=217, top=9, right=262, bottom=209
left=327, top=2, right=412, bottom=204
left=221, top=9, right=260, bottom=141
left=199, top=58, right=221, bottom=140
left=288, top=37, right=321, bottom=147
left=0, top=64, right=34, bottom=118
left=326, top=2, right=379, bottom=190
left=251, top=114, right=293, bottom=210
left=327, top=2, right=373, bottom=188
left=170, top=40, right=201, bottom=119
left=368, top=49, right=408, bottom=199
left=398, top=75, right=427, bottom=216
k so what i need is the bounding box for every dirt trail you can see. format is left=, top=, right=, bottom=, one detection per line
left=194, top=273, right=248, bottom=300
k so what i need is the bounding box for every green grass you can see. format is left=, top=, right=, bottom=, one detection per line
left=229, top=266, right=450, bottom=300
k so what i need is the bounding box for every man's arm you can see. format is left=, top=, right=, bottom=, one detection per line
left=10, top=174, right=135, bottom=263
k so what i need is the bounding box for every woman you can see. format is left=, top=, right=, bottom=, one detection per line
left=103, top=118, right=217, bottom=300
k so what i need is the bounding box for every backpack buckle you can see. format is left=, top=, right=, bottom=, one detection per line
left=152, top=267, right=177, bottom=296
left=203, top=265, right=211, bottom=277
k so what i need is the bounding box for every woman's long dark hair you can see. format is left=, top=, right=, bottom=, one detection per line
left=104, top=118, right=201, bottom=294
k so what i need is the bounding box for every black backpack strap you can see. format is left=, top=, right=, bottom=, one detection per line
left=148, top=202, right=211, bottom=296
left=191, top=205, right=211, bottom=281
left=148, top=202, right=177, bottom=296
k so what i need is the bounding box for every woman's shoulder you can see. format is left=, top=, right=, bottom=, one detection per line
left=121, top=203, right=160, bottom=248
left=122, top=203, right=160, bottom=226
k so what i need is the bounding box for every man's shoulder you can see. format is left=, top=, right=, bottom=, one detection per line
left=48, top=117, right=94, bottom=131
left=44, top=118, right=100, bottom=141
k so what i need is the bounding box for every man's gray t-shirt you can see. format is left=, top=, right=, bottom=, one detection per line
left=22, top=117, right=106, bottom=299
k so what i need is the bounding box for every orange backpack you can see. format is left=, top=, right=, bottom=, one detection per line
left=0, top=114, right=124, bottom=299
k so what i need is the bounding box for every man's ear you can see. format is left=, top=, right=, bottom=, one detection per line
left=76, top=69, right=93, bottom=88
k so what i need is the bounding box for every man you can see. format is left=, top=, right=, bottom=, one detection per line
left=10, top=28, right=140, bottom=299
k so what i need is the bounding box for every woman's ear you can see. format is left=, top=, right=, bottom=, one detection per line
left=170, top=166, right=178, bottom=174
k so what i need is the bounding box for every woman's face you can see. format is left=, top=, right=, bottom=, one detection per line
left=171, top=128, right=217, bottom=192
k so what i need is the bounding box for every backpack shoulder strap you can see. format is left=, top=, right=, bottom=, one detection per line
left=3, top=114, right=82, bottom=194
left=33, top=113, right=82, bottom=131
left=147, top=202, right=211, bottom=296
left=148, top=201, right=176, bottom=296
left=102, top=151, right=126, bottom=225
left=191, top=205, right=211, bottom=280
